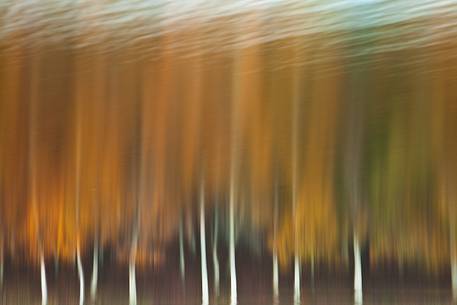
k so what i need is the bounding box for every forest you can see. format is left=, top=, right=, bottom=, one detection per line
left=0, top=1, right=456, bottom=305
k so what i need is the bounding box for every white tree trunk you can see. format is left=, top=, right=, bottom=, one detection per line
left=229, top=185, right=237, bottom=305
left=179, top=216, right=185, bottom=282
left=200, top=182, right=209, bottom=305
left=273, top=179, right=279, bottom=301
left=273, top=251, right=279, bottom=300
left=77, top=244, right=85, bottom=305
left=90, top=240, right=99, bottom=301
left=40, top=252, right=48, bottom=305
left=212, top=207, right=220, bottom=297
left=353, top=233, right=363, bottom=304
left=129, top=232, right=138, bottom=305
left=293, top=256, right=300, bottom=304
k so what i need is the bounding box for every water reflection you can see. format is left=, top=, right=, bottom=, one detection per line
left=0, top=1, right=456, bottom=305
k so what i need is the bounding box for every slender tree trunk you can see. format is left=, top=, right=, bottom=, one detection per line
left=129, top=229, right=138, bottom=305
left=273, top=179, right=279, bottom=300
left=229, top=181, right=237, bottom=305
left=212, top=206, right=220, bottom=297
left=40, top=252, right=48, bottom=305
left=179, top=214, right=185, bottom=282
left=273, top=252, right=279, bottom=300
left=200, top=181, right=209, bottom=305
left=292, top=42, right=301, bottom=305
left=77, top=242, right=85, bottom=305
left=294, top=256, right=301, bottom=304
left=353, top=232, right=363, bottom=304
left=90, top=238, right=99, bottom=302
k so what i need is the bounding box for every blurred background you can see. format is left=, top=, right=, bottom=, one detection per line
left=0, top=0, right=456, bottom=304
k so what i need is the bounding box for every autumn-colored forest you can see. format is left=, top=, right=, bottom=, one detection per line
left=0, top=1, right=457, bottom=305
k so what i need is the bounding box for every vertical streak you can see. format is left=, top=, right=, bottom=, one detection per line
left=77, top=241, right=84, bottom=305
left=292, top=47, right=301, bottom=305
left=273, top=178, right=279, bottom=300
left=129, top=227, right=138, bottom=305
left=40, top=253, right=47, bottom=305
left=179, top=213, right=185, bottom=282
left=90, top=237, right=99, bottom=301
left=354, top=232, right=363, bottom=304
left=200, top=180, right=209, bottom=305
left=213, top=205, right=220, bottom=296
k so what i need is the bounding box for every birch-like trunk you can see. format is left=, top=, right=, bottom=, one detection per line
left=129, top=230, right=138, bottom=305
left=77, top=243, right=85, bottom=305
left=40, top=252, right=48, bottom=305
left=200, top=181, right=209, bottom=305
left=90, top=238, right=99, bottom=301
left=353, top=233, right=363, bottom=304
left=179, top=215, right=185, bottom=282
left=273, top=252, right=279, bottom=300
left=273, top=180, right=279, bottom=300
left=293, top=256, right=301, bottom=304
left=212, top=206, right=220, bottom=297
left=229, top=182, right=237, bottom=305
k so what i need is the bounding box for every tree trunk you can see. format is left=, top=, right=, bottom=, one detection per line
left=77, top=243, right=85, bottom=305
left=40, top=252, right=48, bottom=305
left=294, top=256, right=300, bottom=304
left=90, top=239, right=99, bottom=301
left=129, top=230, right=138, bottom=305
left=179, top=215, right=185, bottom=282
left=229, top=183, right=237, bottom=305
left=353, top=232, right=363, bottom=304
left=213, top=206, right=220, bottom=297
left=273, top=180, right=279, bottom=301
left=273, top=251, right=279, bottom=300
left=200, top=181, right=209, bottom=305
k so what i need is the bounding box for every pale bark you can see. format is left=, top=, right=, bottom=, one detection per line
left=353, top=233, right=363, bottom=304
left=129, top=230, right=138, bottom=305
left=200, top=181, right=209, bottom=305
left=294, top=256, right=301, bottom=304
left=40, top=252, right=48, bottom=305
left=272, top=180, right=279, bottom=300
left=90, top=239, right=99, bottom=301
left=273, top=252, right=279, bottom=300
left=77, top=243, right=85, bottom=305
left=229, top=182, right=237, bottom=305
left=212, top=206, right=220, bottom=296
